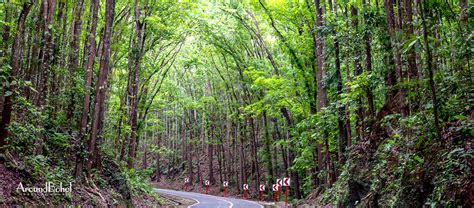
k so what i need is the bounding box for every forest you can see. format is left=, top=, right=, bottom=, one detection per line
left=0, top=0, right=472, bottom=207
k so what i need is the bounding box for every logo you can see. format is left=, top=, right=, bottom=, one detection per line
left=16, top=182, right=72, bottom=193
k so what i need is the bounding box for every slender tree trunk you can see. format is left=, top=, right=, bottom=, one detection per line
left=155, top=112, right=162, bottom=181
left=75, top=0, right=99, bottom=179
left=225, top=119, right=232, bottom=184
left=332, top=1, right=348, bottom=166
left=273, top=118, right=288, bottom=177
left=351, top=6, right=366, bottom=142
left=404, top=0, right=418, bottom=80
left=127, top=0, right=145, bottom=169
left=28, top=3, right=44, bottom=102
left=420, top=0, right=441, bottom=139
left=280, top=108, right=301, bottom=199
left=363, top=0, right=376, bottom=119
left=249, top=117, right=261, bottom=192
left=0, top=2, right=32, bottom=148
left=217, top=139, right=223, bottom=184
left=49, top=0, right=65, bottom=115
left=404, top=0, right=420, bottom=112
left=385, top=0, right=408, bottom=116
left=114, top=90, right=127, bottom=153
left=66, top=0, right=84, bottom=124
left=187, top=111, right=194, bottom=185
left=232, top=122, right=239, bottom=191
left=142, top=130, right=148, bottom=169
left=238, top=121, right=246, bottom=192
left=0, top=5, right=8, bottom=114
left=1, top=4, right=10, bottom=62
left=86, top=0, right=115, bottom=173
left=208, top=120, right=215, bottom=184
left=0, top=2, right=10, bottom=115
left=35, top=0, right=56, bottom=108
left=263, top=111, right=274, bottom=184
left=314, top=0, right=329, bottom=186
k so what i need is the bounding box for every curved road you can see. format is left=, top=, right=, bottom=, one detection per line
left=154, top=188, right=264, bottom=208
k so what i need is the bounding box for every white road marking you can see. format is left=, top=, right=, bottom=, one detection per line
left=186, top=196, right=200, bottom=208
left=155, top=188, right=238, bottom=208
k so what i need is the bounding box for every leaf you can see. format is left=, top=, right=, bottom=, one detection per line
left=4, top=91, right=12, bottom=96
left=402, top=36, right=419, bottom=54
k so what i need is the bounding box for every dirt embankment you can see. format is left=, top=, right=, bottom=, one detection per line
left=0, top=153, right=171, bottom=207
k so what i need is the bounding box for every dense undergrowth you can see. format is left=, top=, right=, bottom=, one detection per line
left=316, top=115, right=473, bottom=207
left=0, top=103, right=162, bottom=206
left=1, top=0, right=472, bottom=207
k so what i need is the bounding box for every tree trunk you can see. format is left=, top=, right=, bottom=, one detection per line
left=155, top=112, right=162, bottom=181
left=419, top=0, right=441, bottom=139
left=263, top=111, right=274, bottom=184
left=249, top=117, right=261, bottom=192
left=0, top=5, right=10, bottom=115
left=27, top=3, right=44, bottom=102
left=272, top=118, right=288, bottom=177
left=0, top=2, right=32, bottom=148
left=332, top=1, right=348, bottom=166
left=363, top=0, right=376, bottom=119
left=86, top=0, right=115, bottom=173
left=238, top=121, right=245, bottom=192
left=66, top=0, right=84, bottom=124
left=127, top=0, right=145, bottom=169
left=280, top=108, right=301, bottom=199
left=404, top=0, right=420, bottom=112
left=351, top=6, right=366, bottom=142
left=187, top=111, right=194, bottom=185
left=1, top=5, right=10, bottom=61
left=208, top=120, right=215, bottom=184
left=404, top=0, right=418, bottom=80
left=75, top=0, right=99, bottom=179
left=385, top=0, right=408, bottom=116
left=35, top=0, right=56, bottom=108
left=314, top=0, right=329, bottom=186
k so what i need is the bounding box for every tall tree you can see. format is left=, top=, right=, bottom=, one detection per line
left=35, top=0, right=56, bottom=108
left=127, top=0, right=146, bottom=169
left=419, top=0, right=441, bottom=139
left=66, top=0, right=84, bottom=123
left=314, top=0, right=330, bottom=185
left=0, top=2, right=32, bottom=148
left=384, top=0, right=407, bottom=116
left=86, top=0, right=116, bottom=173
left=75, top=0, right=99, bottom=178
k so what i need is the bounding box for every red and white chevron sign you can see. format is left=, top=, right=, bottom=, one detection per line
left=272, top=184, right=278, bottom=191
left=205, top=180, right=210, bottom=186
left=283, top=177, right=290, bottom=186
left=276, top=178, right=282, bottom=186
left=223, top=181, right=228, bottom=187
left=259, top=184, right=265, bottom=191
left=184, top=177, right=189, bottom=183
left=243, top=184, right=249, bottom=190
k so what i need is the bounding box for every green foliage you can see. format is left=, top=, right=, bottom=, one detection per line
left=24, top=155, right=49, bottom=178
left=1, top=0, right=472, bottom=206
left=6, top=122, right=42, bottom=155
left=123, top=168, right=156, bottom=196
left=45, top=132, right=70, bottom=154
left=427, top=148, right=473, bottom=206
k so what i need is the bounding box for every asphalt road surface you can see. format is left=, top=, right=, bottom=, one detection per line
left=154, top=188, right=264, bottom=208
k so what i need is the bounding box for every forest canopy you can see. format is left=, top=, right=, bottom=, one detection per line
left=0, top=0, right=472, bottom=206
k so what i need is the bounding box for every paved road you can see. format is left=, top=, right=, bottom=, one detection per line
left=154, top=188, right=264, bottom=208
